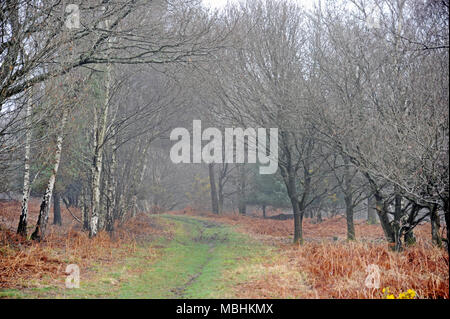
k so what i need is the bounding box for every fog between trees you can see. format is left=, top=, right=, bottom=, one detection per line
left=0, top=0, right=448, bottom=252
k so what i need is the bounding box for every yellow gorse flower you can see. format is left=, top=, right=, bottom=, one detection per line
left=382, top=287, right=416, bottom=299
left=407, top=289, right=416, bottom=298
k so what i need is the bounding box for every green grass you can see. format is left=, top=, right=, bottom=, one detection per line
left=0, top=214, right=273, bottom=299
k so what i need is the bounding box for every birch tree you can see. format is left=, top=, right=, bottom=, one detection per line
left=17, top=90, right=33, bottom=236
left=30, top=104, right=69, bottom=241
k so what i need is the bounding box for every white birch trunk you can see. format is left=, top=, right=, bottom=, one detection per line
left=31, top=108, right=68, bottom=241
left=17, top=92, right=33, bottom=236
left=106, top=134, right=117, bottom=231
left=90, top=62, right=111, bottom=237
left=131, top=143, right=150, bottom=217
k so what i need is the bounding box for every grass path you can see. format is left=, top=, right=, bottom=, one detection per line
left=0, top=214, right=275, bottom=298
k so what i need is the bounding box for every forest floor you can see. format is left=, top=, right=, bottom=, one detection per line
left=0, top=200, right=448, bottom=299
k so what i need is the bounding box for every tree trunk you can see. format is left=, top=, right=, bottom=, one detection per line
left=99, top=158, right=108, bottom=231
left=294, top=165, right=312, bottom=244
left=208, top=163, right=219, bottom=214
left=282, top=164, right=305, bottom=244
left=402, top=203, right=416, bottom=246
left=80, top=185, right=90, bottom=231
left=116, top=162, right=130, bottom=223
left=430, top=204, right=442, bottom=247
left=105, top=140, right=117, bottom=232
left=218, top=188, right=224, bottom=215
left=90, top=63, right=111, bottom=237
left=367, top=195, right=377, bottom=224
left=442, top=194, right=449, bottom=254
left=316, top=210, right=322, bottom=223
left=17, top=92, right=33, bottom=237
left=374, top=192, right=395, bottom=243
left=238, top=165, right=246, bottom=215
left=393, top=191, right=403, bottom=251
left=238, top=201, right=246, bottom=215
left=130, top=195, right=138, bottom=218
left=53, top=191, right=62, bottom=225
left=364, top=173, right=395, bottom=244
left=130, top=143, right=150, bottom=218
left=345, top=199, right=355, bottom=240
left=90, top=122, right=101, bottom=236
left=404, top=229, right=416, bottom=246
left=116, top=192, right=125, bottom=222
left=31, top=108, right=68, bottom=241
left=293, top=198, right=303, bottom=244
left=344, top=156, right=355, bottom=240
left=278, top=133, right=312, bottom=245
